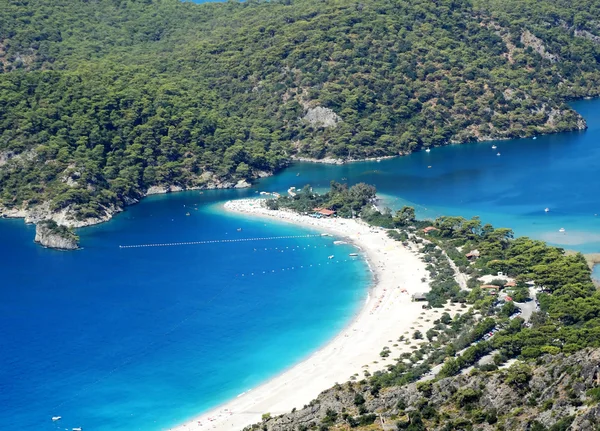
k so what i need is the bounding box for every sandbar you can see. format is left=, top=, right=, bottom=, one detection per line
left=169, top=198, right=457, bottom=431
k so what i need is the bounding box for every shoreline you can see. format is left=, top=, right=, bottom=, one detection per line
left=2, top=120, right=588, bottom=248
left=168, top=198, right=460, bottom=431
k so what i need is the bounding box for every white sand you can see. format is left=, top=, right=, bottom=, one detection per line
left=169, top=199, right=450, bottom=431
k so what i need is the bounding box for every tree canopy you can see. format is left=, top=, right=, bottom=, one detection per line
left=2, top=0, right=600, bottom=222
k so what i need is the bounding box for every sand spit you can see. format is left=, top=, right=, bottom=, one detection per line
left=169, top=199, right=460, bottom=431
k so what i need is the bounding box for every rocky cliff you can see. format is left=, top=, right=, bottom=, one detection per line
left=1, top=170, right=260, bottom=250
left=248, top=349, right=600, bottom=431
left=34, top=220, right=80, bottom=250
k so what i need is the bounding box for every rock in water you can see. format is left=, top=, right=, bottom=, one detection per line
left=34, top=220, right=80, bottom=250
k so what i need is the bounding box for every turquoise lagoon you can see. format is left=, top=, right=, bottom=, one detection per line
left=2, top=98, right=600, bottom=431
left=0, top=195, right=370, bottom=431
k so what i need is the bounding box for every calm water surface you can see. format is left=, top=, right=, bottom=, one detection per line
left=2, top=99, right=600, bottom=431
left=263, top=99, right=600, bottom=253
left=0, top=193, right=369, bottom=431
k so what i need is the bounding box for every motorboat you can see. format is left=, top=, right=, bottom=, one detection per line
left=496, top=152, right=501, bottom=156
left=51, top=417, right=61, bottom=422
left=425, top=148, right=431, bottom=152
left=559, top=228, right=565, bottom=233
left=328, top=255, right=335, bottom=259
left=545, top=208, right=549, bottom=212
left=349, top=253, right=358, bottom=257
left=492, top=145, right=497, bottom=149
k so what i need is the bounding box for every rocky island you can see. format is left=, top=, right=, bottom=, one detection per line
left=34, top=220, right=80, bottom=250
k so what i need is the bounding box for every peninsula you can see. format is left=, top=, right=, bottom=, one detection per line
left=172, top=182, right=600, bottom=431
left=170, top=196, right=459, bottom=431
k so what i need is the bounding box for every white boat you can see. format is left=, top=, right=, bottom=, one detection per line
left=349, top=253, right=358, bottom=257
left=72, top=428, right=82, bottom=431
left=328, top=255, right=335, bottom=259
left=559, top=228, right=565, bottom=233
left=533, top=136, right=537, bottom=140
left=545, top=208, right=550, bottom=212
left=425, top=148, right=431, bottom=153
left=492, top=145, right=497, bottom=149
left=496, top=152, right=501, bottom=156
left=333, top=240, right=347, bottom=245
left=376, top=158, right=382, bottom=162
left=51, top=416, right=61, bottom=422
left=321, top=233, right=331, bottom=237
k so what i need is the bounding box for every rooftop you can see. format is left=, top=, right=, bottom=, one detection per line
left=313, top=208, right=336, bottom=216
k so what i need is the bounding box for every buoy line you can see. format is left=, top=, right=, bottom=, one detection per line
left=118, top=234, right=323, bottom=249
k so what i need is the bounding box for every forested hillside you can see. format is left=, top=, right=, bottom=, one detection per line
left=248, top=188, right=600, bottom=430
left=2, top=0, right=600, bottom=224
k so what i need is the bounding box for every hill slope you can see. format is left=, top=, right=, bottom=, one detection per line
left=251, top=349, right=600, bottom=431
left=240, top=196, right=600, bottom=431
left=1, top=0, right=600, bottom=225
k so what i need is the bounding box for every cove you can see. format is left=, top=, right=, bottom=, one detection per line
left=0, top=191, right=369, bottom=431
left=2, top=98, right=600, bottom=431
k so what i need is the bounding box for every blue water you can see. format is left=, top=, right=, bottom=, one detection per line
left=260, top=99, right=600, bottom=253
left=0, top=191, right=369, bottom=431
left=3, top=99, right=600, bottom=431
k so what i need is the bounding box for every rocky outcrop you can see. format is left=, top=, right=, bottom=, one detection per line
left=249, top=349, right=600, bottom=431
left=145, top=185, right=185, bottom=195
left=1, top=171, right=261, bottom=250
left=521, top=30, right=559, bottom=63
left=303, top=106, right=341, bottom=128
left=291, top=155, right=396, bottom=165
left=574, top=29, right=600, bottom=45
left=0, top=201, right=120, bottom=228
left=34, top=220, right=79, bottom=250
left=234, top=179, right=251, bottom=188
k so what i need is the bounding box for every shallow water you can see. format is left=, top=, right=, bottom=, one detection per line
left=0, top=191, right=369, bottom=431
left=2, top=99, right=600, bottom=431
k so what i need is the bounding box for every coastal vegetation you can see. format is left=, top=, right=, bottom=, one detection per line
left=2, top=0, right=600, bottom=224
left=267, top=181, right=376, bottom=217
left=253, top=184, right=600, bottom=430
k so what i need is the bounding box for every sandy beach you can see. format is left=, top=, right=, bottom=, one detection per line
left=169, top=198, right=455, bottom=431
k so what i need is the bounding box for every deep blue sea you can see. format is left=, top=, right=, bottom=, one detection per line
left=2, top=98, right=600, bottom=431
left=0, top=196, right=369, bottom=431
left=262, top=99, right=600, bottom=254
